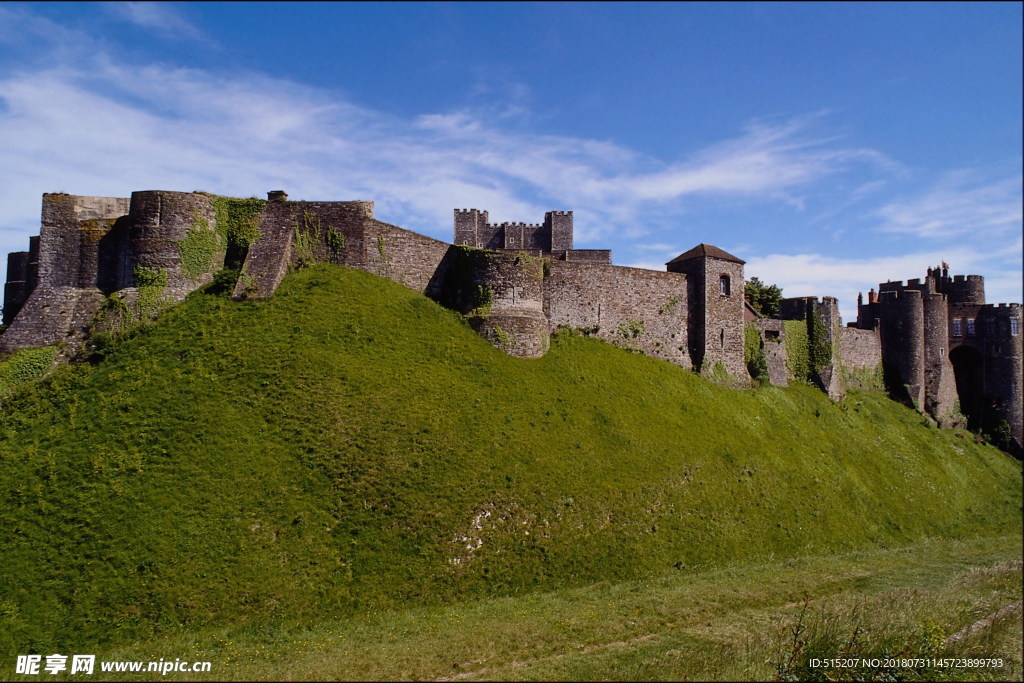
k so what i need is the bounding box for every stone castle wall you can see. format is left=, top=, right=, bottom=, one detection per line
left=2, top=189, right=1019, bottom=453
left=545, top=261, right=690, bottom=367
left=839, top=327, right=881, bottom=369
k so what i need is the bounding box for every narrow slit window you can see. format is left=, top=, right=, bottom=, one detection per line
left=719, top=275, right=730, bottom=296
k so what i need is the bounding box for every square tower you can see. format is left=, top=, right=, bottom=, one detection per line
left=667, top=244, right=746, bottom=377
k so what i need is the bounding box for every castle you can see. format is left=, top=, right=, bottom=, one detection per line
left=2, top=190, right=1020, bottom=453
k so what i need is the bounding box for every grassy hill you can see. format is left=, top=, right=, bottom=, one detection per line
left=0, top=264, right=1020, bottom=655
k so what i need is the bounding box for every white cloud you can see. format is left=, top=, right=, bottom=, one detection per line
left=0, top=6, right=1018, bottom=317
left=746, top=247, right=1022, bottom=323
left=612, top=119, right=895, bottom=202
left=0, top=51, right=893, bottom=254
left=873, top=169, right=1023, bottom=240
left=101, top=2, right=207, bottom=41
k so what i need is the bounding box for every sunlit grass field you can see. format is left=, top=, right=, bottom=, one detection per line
left=0, top=264, right=1020, bottom=679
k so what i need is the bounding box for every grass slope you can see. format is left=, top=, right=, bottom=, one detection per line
left=0, top=265, right=1020, bottom=654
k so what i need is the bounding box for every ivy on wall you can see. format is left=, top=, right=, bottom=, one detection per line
left=293, top=210, right=322, bottom=268
left=783, top=302, right=835, bottom=384
left=134, top=266, right=169, bottom=319
left=784, top=320, right=811, bottom=382
left=204, top=195, right=266, bottom=269
left=744, top=324, right=768, bottom=384
left=178, top=209, right=221, bottom=280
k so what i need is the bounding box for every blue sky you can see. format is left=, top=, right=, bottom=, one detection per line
left=0, top=1, right=1020, bottom=320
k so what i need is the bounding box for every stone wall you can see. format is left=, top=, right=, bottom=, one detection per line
left=878, top=289, right=925, bottom=407
left=234, top=200, right=452, bottom=301
left=454, top=209, right=574, bottom=253
left=0, top=194, right=130, bottom=352
left=978, top=304, right=1023, bottom=450
left=752, top=319, right=788, bottom=387
left=545, top=261, right=690, bottom=368
left=464, top=249, right=549, bottom=359
left=127, top=191, right=218, bottom=299
left=361, top=220, right=454, bottom=296
left=839, top=327, right=881, bottom=369
left=233, top=199, right=375, bottom=300
left=922, top=292, right=958, bottom=422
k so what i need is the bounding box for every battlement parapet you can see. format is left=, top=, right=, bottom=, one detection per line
left=878, top=288, right=924, bottom=301
left=779, top=295, right=840, bottom=321
left=492, top=221, right=543, bottom=230
left=562, top=249, right=612, bottom=263
left=983, top=303, right=1022, bottom=310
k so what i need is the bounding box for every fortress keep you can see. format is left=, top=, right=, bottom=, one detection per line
left=2, top=190, right=1020, bottom=453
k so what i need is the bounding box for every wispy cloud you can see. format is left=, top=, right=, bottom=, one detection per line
left=873, top=168, right=1023, bottom=240
left=0, top=50, right=893, bottom=247
left=101, top=2, right=207, bottom=41
left=0, top=6, right=1018, bottom=315
left=745, top=246, right=1021, bottom=322
left=612, top=118, right=896, bottom=203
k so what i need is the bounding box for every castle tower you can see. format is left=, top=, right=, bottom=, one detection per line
left=544, top=211, right=573, bottom=252
left=877, top=288, right=926, bottom=408
left=976, top=304, right=1023, bottom=452
left=0, top=193, right=131, bottom=353
left=454, top=209, right=489, bottom=248
left=941, top=274, right=985, bottom=306
left=455, top=248, right=549, bottom=358
left=666, top=244, right=746, bottom=378
left=128, top=191, right=220, bottom=298
left=921, top=291, right=958, bottom=423
left=3, top=251, right=30, bottom=326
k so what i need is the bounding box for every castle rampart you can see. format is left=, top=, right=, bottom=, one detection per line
left=461, top=249, right=549, bottom=358
left=839, top=326, right=881, bottom=370
left=2, top=190, right=1019, bottom=453
left=544, top=261, right=690, bottom=367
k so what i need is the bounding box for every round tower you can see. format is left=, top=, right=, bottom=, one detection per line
left=128, top=191, right=220, bottom=298
left=462, top=249, right=549, bottom=359
left=921, top=292, right=957, bottom=422
left=945, top=275, right=985, bottom=306
left=878, top=289, right=925, bottom=407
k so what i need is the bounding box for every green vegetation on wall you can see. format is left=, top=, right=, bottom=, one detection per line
left=205, top=195, right=266, bottom=269
left=744, top=324, right=768, bottom=384
left=840, top=363, right=885, bottom=393
left=293, top=210, right=322, bottom=268
left=783, top=304, right=834, bottom=383
left=326, top=228, right=345, bottom=260
left=616, top=319, right=644, bottom=339
left=492, top=325, right=513, bottom=349
left=472, top=284, right=493, bottom=319
left=784, top=319, right=810, bottom=382
left=808, top=307, right=834, bottom=373
left=133, top=265, right=169, bottom=319
left=177, top=209, right=221, bottom=280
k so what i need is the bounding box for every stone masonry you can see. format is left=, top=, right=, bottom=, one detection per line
left=2, top=190, right=1020, bottom=453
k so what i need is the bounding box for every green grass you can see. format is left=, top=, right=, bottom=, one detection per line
left=15, top=535, right=1023, bottom=681
left=0, top=346, right=56, bottom=399
left=0, top=264, right=1020, bottom=662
